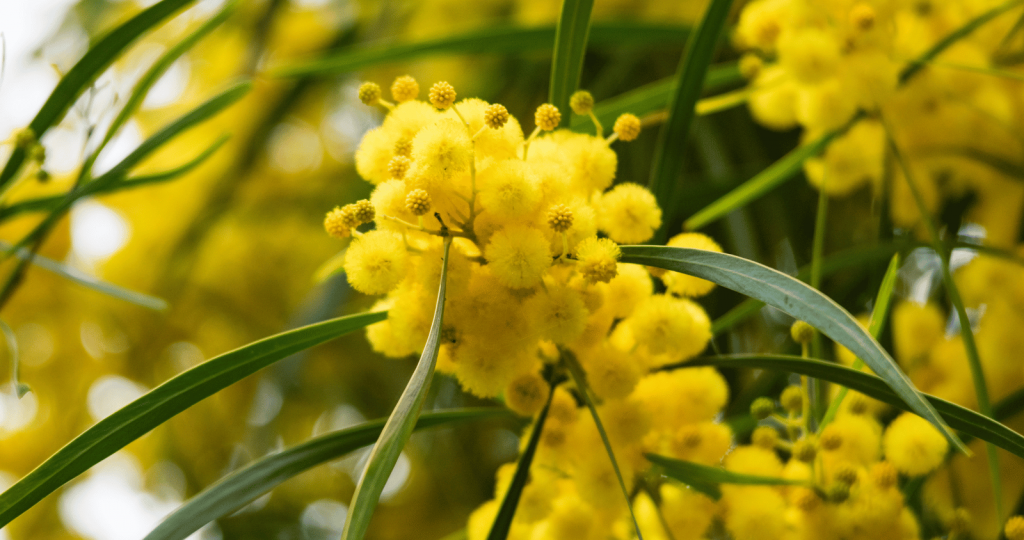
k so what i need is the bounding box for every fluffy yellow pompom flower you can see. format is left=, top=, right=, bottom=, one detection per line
left=534, top=104, right=561, bottom=131
left=390, top=75, right=419, bottom=102
left=661, top=233, right=722, bottom=296
left=777, top=28, right=841, bottom=84
left=597, top=183, right=662, bottom=243
left=575, top=236, right=620, bottom=284
left=1006, top=516, right=1024, bottom=540
left=485, top=225, right=552, bottom=289
left=428, top=81, right=457, bottom=109
left=613, top=113, right=641, bottom=142
left=600, top=263, right=652, bottom=318
left=343, top=230, right=408, bottom=295
left=578, top=344, right=640, bottom=400
left=661, top=484, right=715, bottom=540
left=628, top=295, right=711, bottom=362
left=892, top=301, right=944, bottom=366
left=528, top=284, right=589, bottom=344
left=411, top=118, right=473, bottom=177
left=883, top=412, right=949, bottom=476
left=478, top=159, right=541, bottom=220
left=505, top=372, right=548, bottom=416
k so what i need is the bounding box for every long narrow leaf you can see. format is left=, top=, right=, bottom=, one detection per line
left=145, top=408, right=511, bottom=540
left=273, top=23, right=690, bottom=78
left=0, top=0, right=196, bottom=190
left=0, top=310, right=386, bottom=527
left=646, top=454, right=808, bottom=500
left=548, top=0, right=594, bottom=127
left=648, top=0, right=734, bottom=242
left=341, top=238, right=452, bottom=540
left=486, top=387, right=555, bottom=540
left=619, top=245, right=965, bottom=452
left=671, top=355, right=1024, bottom=459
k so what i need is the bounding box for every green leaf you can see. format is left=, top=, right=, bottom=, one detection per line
left=486, top=386, right=555, bottom=540
left=0, top=0, right=197, bottom=191
left=82, top=0, right=237, bottom=178
left=272, top=23, right=690, bottom=78
left=144, top=408, right=510, bottom=540
left=684, top=115, right=858, bottom=231
left=564, top=353, right=644, bottom=540
left=569, top=62, right=742, bottom=134
left=0, top=239, right=167, bottom=311
left=819, top=253, right=900, bottom=427
left=313, top=249, right=349, bottom=284
left=341, top=238, right=452, bottom=540
left=672, top=354, right=1024, bottom=460
left=0, top=310, right=386, bottom=528
left=548, top=0, right=594, bottom=127
left=2, top=135, right=229, bottom=219
left=648, top=0, right=734, bottom=242
left=0, top=319, right=28, bottom=398
left=619, top=245, right=966, bottom=453
left=646, top=453, right=808, bottom=500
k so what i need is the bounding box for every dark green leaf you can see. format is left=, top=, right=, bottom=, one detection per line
left=145, top=408, right=511, bottom=540
left=0, top=310, right=386, bottom=527
left=548, top=0, right=594, bottom=127
left=647, top=453, right=808, bottom=500
left=620, top=245, right=965, bottom=452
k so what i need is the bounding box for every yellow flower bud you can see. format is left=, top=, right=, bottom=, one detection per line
left=387, top=155, right=411, bottom=179
left=390, top=75, right=419, bottom=102
left=12, top=127, right=35, bottom=149
left=827, top=482, right=850, bottom=503
left=547, top=204, right=574, bottom=233
left=394, top=137, right=413, bottom=157
left=358, top=82, right=382, bottom=105
left=780, top=385, right=803, bottom=413
left=870, top=461, right=898, bottom=489
left=834, top=463, right=858, bottom=485
left=751, top=426, right=778, bottom=449
left=534, top=103, right=561, bottom=131
left=794, top=489, right=821, bottom=512
left=1006, top=516, right=1024, bottom=540
left=612, top=113, right=641, bottom=142
left=345, top=199, right=375, bottom=225
left=739, top=53, right=763, bottom=80
left=792, top=437, right=817, bottom=462
left=405, top=189, right=432, bottom=216
left=505, top=373, right=548, bottom=417
left=820, top=430, right=842, bottom=451
left=324, top=207, right=351, bottom=239
left=428, top=81, right=457, bottom=109
left=949, top=508, right=971, bottom=535
left=575, top=237, right=620, bottom=284
left=569, top=90, right=594, bottom=115
left=751, top=397, right=775, bottom=420
left=790, top=320, right=814, bottom=345
left=483, top=103, right=509, bottom=129
left=849, top=3, right=876, bottom=31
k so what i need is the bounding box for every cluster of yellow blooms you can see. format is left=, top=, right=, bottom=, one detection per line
left=736, top=0, right=1024, bottom=242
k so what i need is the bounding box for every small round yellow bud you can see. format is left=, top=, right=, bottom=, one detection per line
left=428, top=81, right=457, bottom=110
left=847, top=394, right=869, bottom=415
left=390, top=75, right=419, bottom=102
left=569, top=90, right=594, bottom=115
left=739, top=54, right=764, bottom=80
left=505, top=373, right=548, bottom=417
left=870, top=461, right=898, bottom=489
left=534, top=104, right=561, bottom=131
left=405, top=189, right=432, bottom=216
left=791, top=320, right=815, bottom=345
left=394, top=137, right=413, bottom=157
left=346, top=200, right=375, bottom=225
left=793, top=437, right=817, bottom=463
left=13, top=127, right=35, bottom=149
left=780, top=386, right=803, bottom=413
left=388, top=156, right=411, bottom=179
left=1006, top=516, right=1024, bottom=540
left=834, top=463, right=858, bottom=485
left=751, top=397, right=775, bottom=420
left=324, top=207, right=351, bottom=239
left=751, top=426, right=778, bottom=449
left=794, top=489, right=821, bottom=512
left=827, top=482, right=850, bottom=503
left=949, top=508, right=971, bottom=535
left=358, top=82, right=382, bottom=105
left=483, top=104, right=509, bottom=129
left=849, top=3, right=876, bottom=31
left=820, top=430, right=843, bottom=451
left=612, top=113, right=641, bottom=142
left=547, top=204, right=574, bottom=233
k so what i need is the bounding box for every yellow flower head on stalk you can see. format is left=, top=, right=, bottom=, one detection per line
left=391, top=75, right=419, bottom=102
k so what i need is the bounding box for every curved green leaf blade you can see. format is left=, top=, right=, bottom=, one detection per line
left=145, top=408, right=511, bottom=540
left=272, top=23, right=690, bottom=78
left=548, top=0, right=594, bottom=127
left=486, top=387, right=555, bottom=540
left=341, top=238, right=452, bottom=540
left=648, top=0, right=734, bottom=242
left=0, top=0, right=197, bottom=191
left=646, top=453, right=808, bottom=500
left=0, top=310, right=386, bottom=527
left=672, top=355, right=1024, bottom=459
left=620, top=245, right=965, bottom=452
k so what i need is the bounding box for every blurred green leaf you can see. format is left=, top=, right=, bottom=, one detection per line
left=145, top=408, right=511, bottom=540
left=342, top=239, right=452, bottom=540
left=0, top=319, right=28, bottom=398
left=620, top=245, right=965, bottom=453
left=648, top=0, right=734, bottom=242
left=272, top=23, right=690, bottom=78
left=486, top=387, right=554, bottom=540
left=646, top=454, right=808, bottom=500
left=675, top=354, right=1024, bottom=459
left=0, top=310, right=386, bottom=527
left=0, top=0, right=197, bottom=191
left=548, top=0, right=594, bottom=127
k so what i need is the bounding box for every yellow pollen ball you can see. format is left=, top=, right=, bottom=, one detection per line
left=871, top=461, right=898, bottom=489
left=1006, top=516, right=1024, bottom=540
left=343, top=230, right=408, bottom=295
left=535, top=104, right=561, bottom=131
left=483, top=104, right=509, bottom=129
left=547, top=204, right=574, bottom=233
left=820, top=431, right=842, bottom=451
left=882, top=412, right=949, bottom=476
left=751, top=426, right=778, bottom=449
left=739, top=53, right=763, bottom=80
left=347, top=199, right=375, bottom=224
left=597, top=183, right=662, bottom=244
left=387, top=155, right=411, bottom=179
left=505, top=372, right=547, bottom=417
left=791, top=320, right=814, bottom=344
left=390, top=75, right=419, bottom=102
left=850, top=3, right=876, bottom=31
left=428, top=81, right=456, bottom=110
left=793, top=437, right=817, bottom=462
left=575, top=237, right=621, bottom=284
left=405, top=189, right=432, bottom=216
left=324, top=207, right=351, bottom=239
left=781, top=385, right=803, bottom=413
left=569, top=90, right=594, bottom=115
left=358, top=82, right=381, bottom=105
left=394, top=137, right=413, bottom=157
left=613, top=113, right=641, bottom=142
left=484, top=225, right=552, bottom=289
